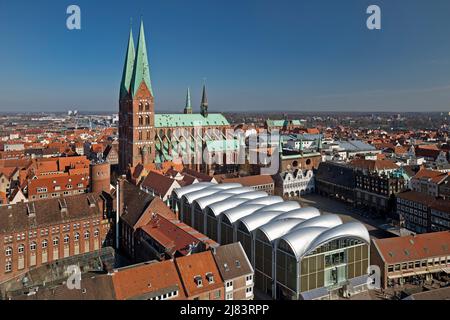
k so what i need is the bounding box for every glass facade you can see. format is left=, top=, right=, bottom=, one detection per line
left=205, top=211, right=219, bottom=242
left=237, top=223, right=252, bottom=260
left=254, top=230, right=274, bottom=295
left=193, top=203, right=204, bottom=233
left=220, top=217, right=234, bottom=245
left=274, top=238, right=369, bottom=299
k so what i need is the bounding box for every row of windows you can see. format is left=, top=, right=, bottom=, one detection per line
left=138, top=102, right=151, bottom=112
left=4, top=230, right=99, bottom=256
left=431, top=217, right=450, bottom=228
left=149, top=290, right=178, bottom=300
left=137, top=131, right=152, bottom=141
left=431, top=209, right=450, bottom=219
left=4, top=222, right=101, bottom=242
left=399, top=206, right=427, bottom=217
left=138, top=116, right=151, bottom=125
left=403, top=214, right=427, bottom=227
left=253, top=184, right=273, bottom=191
left=32, top=189, right=86, bottom=200
left=387, top=257, right=449, bottom=272
left=397, top=198, right=428, bottom=211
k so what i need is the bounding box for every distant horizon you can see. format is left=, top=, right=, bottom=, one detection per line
left=1, top=109, right=449, bottom=115
left=1, top=1, right=450, bottom=112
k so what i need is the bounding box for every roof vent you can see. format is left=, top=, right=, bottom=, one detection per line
left=58, top=198, right=68, bottom=213
left=206, top=272, right=214, bottom=284
left=194, top=275, right=203, bottom=287
left=87, top=195, right=96, bottom=208
left=26, top=203, right=36, bottom=217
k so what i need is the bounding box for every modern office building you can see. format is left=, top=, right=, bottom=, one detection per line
left=171, top=183, right=371, bottom=300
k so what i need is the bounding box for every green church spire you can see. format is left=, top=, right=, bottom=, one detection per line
left=119, top=27, right=135, bottom=99
left=130, top=20, right=153, bottom=97
left=184, top=87, right=192, bottom=114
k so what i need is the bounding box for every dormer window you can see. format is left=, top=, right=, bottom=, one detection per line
left=206, top=272, right=214, bottom=284
left=235, top=260, right=241, bottom=268
left=194, top=275, right=203, bottom=287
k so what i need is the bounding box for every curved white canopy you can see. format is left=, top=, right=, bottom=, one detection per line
left=173, top=182, right=214, bottom=199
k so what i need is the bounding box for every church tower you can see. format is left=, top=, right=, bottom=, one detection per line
left=119, top=20, right=155, bottom=173
left=200, top=84, right=208, bottom=117
left=184, top=87, right=192, bottom=114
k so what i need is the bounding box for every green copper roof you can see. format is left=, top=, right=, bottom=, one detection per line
left=266, top=119, right=303, bottom=127
left=119, top=28, right=135, bottom=99
left=206, top=139, right=240, bottom=152
left=130, top=20, right=153, bottom=97
left=154, top=113, right=229, bottom=128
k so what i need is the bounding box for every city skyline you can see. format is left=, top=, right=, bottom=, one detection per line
left=1, top=0, right=450, bottom=112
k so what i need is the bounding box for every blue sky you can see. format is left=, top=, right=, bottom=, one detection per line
left=1, top=0, right=450, bottom=112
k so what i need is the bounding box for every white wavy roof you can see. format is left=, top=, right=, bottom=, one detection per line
left=281, top=221, right=370, bottom=261
left=182, top=183, right=242, bottom=204
left=174, top=183, right=370, bottom=259
left=207, top=192, right=267, bottom=217
left=195, top=187, right=254, bottom=210
left=173, top=182, right=214, bottom=198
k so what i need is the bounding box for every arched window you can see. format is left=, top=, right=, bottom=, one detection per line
left=139, top=116, right=143, bottom=125
left=94, top=229, right=99, bottom=238
left=42, top=240, right=48, bottom=249
left=53, top=237, right=59, bottom=246
left=18, top=244, right=24, bottom=254
left=84, top=231, right=90, bottom=240
left=138, top=131, right=142, bottom=140
left=145, top=102, right=149, bottom=111
left=139, top=103, right=143, bottom=112
left=145, top=115, right=150, bottom=125
left=64, top=235, right=70, bottom=244
left=146, top=131, right=151, bottom=140
left=5, top=246, right=12, bottom=256
left=75, top=232, right=80, bottom=241
left=30, top=242, right=36, bottom=251
left=5, top=261, right=12, bottom=272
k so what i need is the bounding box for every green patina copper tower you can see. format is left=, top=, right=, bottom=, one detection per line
left=184, top=87, right=192, bottom=114
left=119, top=27, right=135, bottom=100
left=130, top=20, right=153, bottom=97
left=200, top=84, right=208, bottom=117
left=118, top=19, right=231, bottom=173
left=119, top=19, right=156, bottom=172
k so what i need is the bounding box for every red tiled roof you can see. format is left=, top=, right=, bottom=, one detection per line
left=221, top=174, right=274, bottom=187
left=373, top=231, right=450, bottom=264
left=140, top=213, right=203, bottom=257
left=112, top=260, right=186, bottom=300
left=350, top=159, right=399, bottom=171
left=175, top=251, right=224, bottom=297
left=141, top=171, right=178, bottom=197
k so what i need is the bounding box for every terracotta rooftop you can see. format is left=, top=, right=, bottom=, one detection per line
left=112, top=260, right=186, bottom=300
left=221, top=174, right=274, bottom=187
left=0, top=192, right=103, bottom=234
left=175, top=250, right=224, bottom=297
left=141, top=171, right=178, bottom=197
left=373, top=231, right=450, bottom=264
left=350, top=159, right=399, bottom=171
left=213, top=242, right=253, bottom=281
left=140, top=213, right=205, bottom=256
